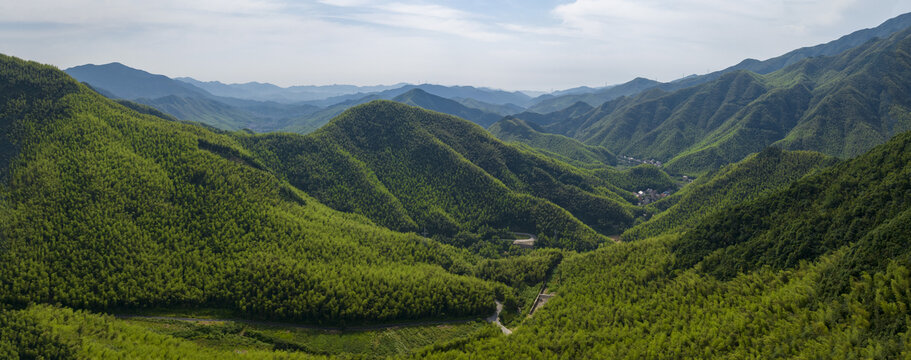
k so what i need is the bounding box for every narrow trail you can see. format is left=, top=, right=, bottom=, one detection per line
left=117, top=301, right=512, bottom=334
left=487, top=301, right=512, bottom=335
left=512, top=232, right=537, bottom=248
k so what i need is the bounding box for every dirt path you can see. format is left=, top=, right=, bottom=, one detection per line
left=512, top=232, right=537, bottom=248
left=486, top=301, right=512, bottom=335
left=117, top=302, right=511, bottom=334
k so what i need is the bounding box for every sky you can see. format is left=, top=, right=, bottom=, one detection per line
left=2, top=0, right=911, bottom=91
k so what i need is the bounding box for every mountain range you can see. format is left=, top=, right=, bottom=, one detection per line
left=6, top=10, right=911, bottom=359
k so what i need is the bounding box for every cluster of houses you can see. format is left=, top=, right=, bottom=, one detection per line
left=634, top=188, right=672, bottom=206
left=618, top=155, right=663, bottom=167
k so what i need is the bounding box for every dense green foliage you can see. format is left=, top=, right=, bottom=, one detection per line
left=676, top=130, right=911, bottom=283
left=422, top=234, right=911, bottom=358
left=520, top=27, right=911, bottom=176
left=623, top=148, right=835, bottom=240
left=240, top=101, right=642, bottom=250
left=488, top=116, right=616, bottom=166
left=120, top=316, right=496, bottom=358
left=0, top=54, right=503, bottom=325
left=0, top=305, right=322, bottom=359
left=591, top=164, right=676, bottom=193
left=6, top=16, right=911, bottom=359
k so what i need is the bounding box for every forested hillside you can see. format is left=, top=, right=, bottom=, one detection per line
left=623, top=148, right=836, bottom=240
left=488, top=116, right=616, bottom=166
left=0, top=54, right=504, bottom=326
left=5, top=10, right=911, bottom=359
left=527, top=12, right=911, bottom=116
left=239, top=101, right=643, bottom=250
left=416, top=130, right=911, bottom=359
left=501, top=26, right=911, bottom=176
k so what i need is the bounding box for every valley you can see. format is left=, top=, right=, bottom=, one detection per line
left=4, top=8, right=911, bottom=360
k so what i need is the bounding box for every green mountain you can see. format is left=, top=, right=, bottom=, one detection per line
left=532, top=26, right=911, bottom=175
left=392, top=89, right=504, bottom=127
left=623, top=147, right=836, bottom=240
left=0, top=54, right=503, bottom=326
left=240, top=101, right=644, bottom=250
left=417, top=133, right=911, bottom=359
left=488, top=116, right=616, bottom=166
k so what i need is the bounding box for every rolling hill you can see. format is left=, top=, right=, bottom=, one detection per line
left=488, top=116, right=616, bottom=166
left=0, top=54, right=503, bottom=326
left=239, top=101, right=645, bottom=250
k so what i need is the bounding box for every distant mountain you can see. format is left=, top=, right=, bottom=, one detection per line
left=488, top=116, right=616, bottom=166
left=176, top=77, right=407, bottom=103
left=66, top=63, right=322, bottom=132
left=239, top=101, right=644, bottom=249
left=533, top=12, right=911, bottom=115
left=511, top=101, right=594, bottom=127
left=392, top=89, right=503, bottom=127
left=452, top=97, right=524, bottom=116
left=526, top=78, right=660, bottom=114
left=65, top=63, right=211, bottom=99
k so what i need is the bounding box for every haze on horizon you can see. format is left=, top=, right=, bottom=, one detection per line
left=3, top=0, right=911, bottom=91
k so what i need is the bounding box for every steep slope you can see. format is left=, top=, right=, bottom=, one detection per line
left=418, top=132, right=911, bottom=359
left=665, top=27, right=911, bottom=174
left=576, top=71, right=771, bottom=165
left=529, top=12, right=911, bottom=115
left=542, top=26, right=911, bottom=175
left=392, top=89, right=503, bottom=127
left=241, top=101, right=643, bottom=250
left=0, top=54, right=501, bottom=324
left=623, top=148, right=836, bottom=240
left=488, top=116, right=616, bottom=166
left=676, top=129, right=911, bottom=283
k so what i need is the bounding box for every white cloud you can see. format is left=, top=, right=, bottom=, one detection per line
left=1, top=0, right=909, bottom=90
left=318, top=1, right=510, bottom=41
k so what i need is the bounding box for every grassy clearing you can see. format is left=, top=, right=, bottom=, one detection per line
left=123, top=317, right=496, bottom=358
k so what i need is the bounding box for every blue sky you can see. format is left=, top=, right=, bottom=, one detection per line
left=2, top=0, right=911, bottom=90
